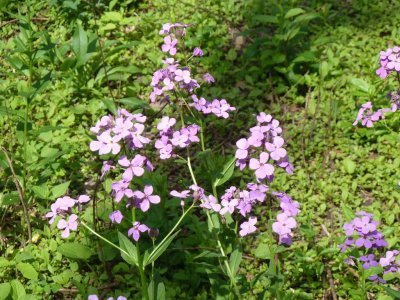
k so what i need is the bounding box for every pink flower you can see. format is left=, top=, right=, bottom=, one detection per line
left=133, top=185, right=161, bottom=212
left=128, top=222, right=149, bottom=241
left=161, top=35, right=178, bottom=55
left=249, top=152, right=274, bottom=180
left=272, top=213, right=296, bottom=236
left=239, top=216, right=257, bottom=237
left=109, top=210, right=123, bottom=224
left=57, top=214, right=78, bottom=238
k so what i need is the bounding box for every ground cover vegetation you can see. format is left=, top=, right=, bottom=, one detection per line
left=1, top=0, right=400, bottom=299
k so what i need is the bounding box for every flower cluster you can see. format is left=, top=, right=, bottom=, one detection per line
left=272, top=192, right=300, bottom=245
left=354, top=47, right=400, bottom=127
left=46, top=195, right=90, bottom=238
left=235, top=112, right=293, bottom=181
left=352, top=102, right=387, bottom=128
left=340, top=212, right=387, bottom=252
left=150, top=24, right=235, bottom=120
left=340, top=212, right=400, bottom=283
left=89, top=110, right=159, bottom=241
left=376, top=46, right=400, bottom=79
left=191, top=95, right=235, bottom=119
left=150, top=59, right=199, bottom=102
left=388, top=90, right=400, bottom=112
left=155, top=116, right=200, bottom=159
left=90, top=109, right=149, bottom=155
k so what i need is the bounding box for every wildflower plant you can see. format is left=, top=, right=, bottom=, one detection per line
left=46, top=22, right=298, bottom=299
left=347, top=46, right=400, bottom=297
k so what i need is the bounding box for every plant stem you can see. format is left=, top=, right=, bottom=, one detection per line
left=136, top=242, right=149, bottom=300
left=186, top=154, right=240, bottom=298
left=1, top=148, right=32, bottom=243
left=80, top=221, right=129, bottom=257
left=199, top=118, right=206, bottom=152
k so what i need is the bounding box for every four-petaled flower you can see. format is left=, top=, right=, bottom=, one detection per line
left=128, top=222, right=149, bottom=241
left=57, top=214, right=78, bottom=238
left=249, top=152, right=274, bottom=180
left=239, top=216, right=257, bottom=237
left=133, top=185, right=161, bottom=212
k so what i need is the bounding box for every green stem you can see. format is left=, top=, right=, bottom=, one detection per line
left=186, top=154, right=240, bottom=299
left=80, top=221, right=129, bottom=257
left=199, top=118, right=206, bottom=152
left=136, top=242, right=149, bottom=300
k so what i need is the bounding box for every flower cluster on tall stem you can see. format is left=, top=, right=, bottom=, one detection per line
left=340, top=211, right=400, bottom=283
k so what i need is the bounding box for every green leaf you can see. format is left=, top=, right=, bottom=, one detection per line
left=16, top=263, right=38, bottom=280
left=285, top=8, right=305, bottom=19
left=213, top=157, right=236, bottom=187
left=254, top=243, right=273, bottom=259
left=0, top=257, right=14, bottom=268
left=228, top=249, right=242, bottom=278
left=32, top=185, right=49, bottom=199
left=0, top=192, right=19, bottom=206
left=58, top=243, right=94, bottom=260
left=0, top=282, right=11, bottom=300
left=11, top=280, right=25, bottom=299
left=144, top=231, right=180, bottom=267
left=148, top=274, right=166, bottom=300
left=72, top=24, right=88, bottom=67
left=364, top=266, right=383, bottom=278
left=101, top=98, right=117, bottom=115
left=252, top=15, right=278, bottom=24
left=51, top=181, right=70, bottom=199
left=319, top=61, right=329, bottom=80
left=349, top=78, right=370, bottom=93
left=118, top=232, right=138, bottom=266
left=383, top=286, right=400, bottom=299
left=341, top=205, right=355, bottom=221
left=342, top=158, right=356, bottom=174
left=119, top=97, right=149, bottom=109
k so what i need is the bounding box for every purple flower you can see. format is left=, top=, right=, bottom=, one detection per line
left=56, top=196, right=76, bottom=211
left=265, top=136, right=287, bottom=161
left=200, top=195, right=221, bottom=212
left=112, top=180, right=134, bottom=202
left=353, top=216, right=376, bottom=234
left=235, top=138, right=249, bottom=160
left=360, top=254, right=379, bottom=269
left=193, top=47, right=204, bottom=57
left=101, top=160, right=115, bottom=179
left=118, top=155, right=147, bottom=182
left=88, top=295, right=98, bottom=300
left=239, top=216, right=257, bottom=237
left=133, top=185, right=161, bottom=212
left=272, top=213, right=296, bottom=236
left=157, top=116, right=176, bottom=132
left=203, top=73, right=215, bottom=84
left=128, top=222, right=149, bottom=241
left=220, top=198, right=238, bottom=215
left=174, top=69, right=192, bottom=84
left=379, top=250, right=399, bottom=267
left=112, top=117, right=133, bottom=139
left=57, top=214, right=78, bottom=238
left=161, top=35, right=177, bottom=55
left=76, top=195, right=90, bottom=204
left=90, top=131, right=121, bottom=155
left=353, top=102, right=385, bottom=128
left=170, top=190, right=191, bottom=199
left=109, top=210, right=123, bottom=224
left=249, top=152, right=275, bottom=180
left=257, top=112, right=272, bottom=124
